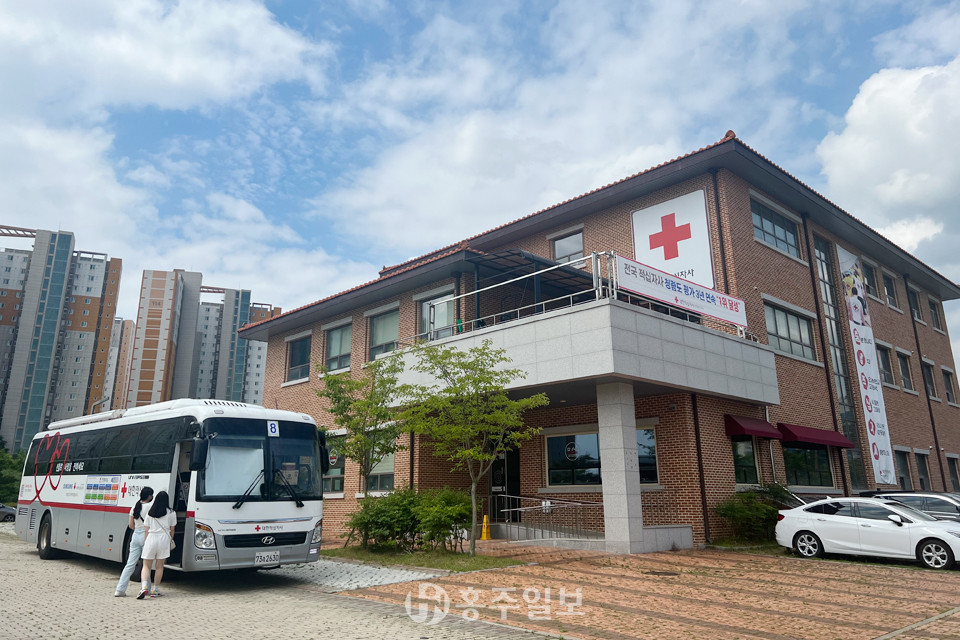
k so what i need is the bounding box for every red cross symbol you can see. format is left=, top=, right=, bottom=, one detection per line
left=649, top=213, right=692, bottom=260
left=255, top=525, right=261, bottom=532
left=121, top=482, right=127, bottom=498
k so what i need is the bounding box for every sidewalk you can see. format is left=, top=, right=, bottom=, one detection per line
left=344, top=540, right=960, bottom=639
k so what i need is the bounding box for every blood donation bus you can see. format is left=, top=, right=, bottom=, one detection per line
left=15, top=399, right=328, bottom=571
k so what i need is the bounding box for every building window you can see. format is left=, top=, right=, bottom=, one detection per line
left=546, top=433, right=601, bottom=486
left=732, top=436, right=759, bottom=484
left=944, top=370, right=956, bottom=404
left=882, top=274, right=898, bottom=308
left=922, top=363, right=937, bottom=398
left=286, top=336, right=311, bottom=382
left=368, top=309, right=399, bottom=360
left=929, top=300, right=943, bottom=331
left=764, top=304, right=815, bottom=360
left=636, top=428, right=658, bottom=484
left=907, top=288, right=923, bottom=322
left=552, top=231, right=583, bottom=264
left=862, top=262, right=878, bottom=298
left=897, top=353, right=914, bottom=391
left=366, top=451, right=395, bottom=492
left=895, top=450, right=913, bottom=490
left=783, top=443, right=833, bottom=487
left=326, top=324, right=351, bottom=371
left=420, top=294, right=456, bottom=340
left=752, top=199, right=800, bottom=258
left=323, top=436, right=345, bottom=493
left=916, top=453, right=931, bottom=491
left=877, top=346, right=895, bottom=386
left=949, top=458, right=960, bottom=492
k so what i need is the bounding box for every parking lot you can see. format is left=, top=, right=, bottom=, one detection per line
left=5, top=523, right=960, bottom=639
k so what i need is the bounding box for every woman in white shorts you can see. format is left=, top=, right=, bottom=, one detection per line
left=138, top=490, right=176, bottom=599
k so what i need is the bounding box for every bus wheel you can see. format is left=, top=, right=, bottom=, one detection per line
left=121, top=530, right=133, bottom=565
left=37, top=514, right=60, bottom=560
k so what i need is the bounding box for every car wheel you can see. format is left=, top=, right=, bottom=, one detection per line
left=917, top=538, right=954, bottom=570
left=2, top=514, right=13, bottom=522
left=37, top=514, right=60, bottom=560
left=794, top=531, right=824, bottom=558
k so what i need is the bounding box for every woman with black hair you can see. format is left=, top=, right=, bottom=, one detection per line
left=114, top=486, right=154, bottom=597
left=138, top=490, right=176, bottom=599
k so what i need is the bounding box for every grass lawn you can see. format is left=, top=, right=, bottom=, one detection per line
left=320, top=545, right=526, bottom=572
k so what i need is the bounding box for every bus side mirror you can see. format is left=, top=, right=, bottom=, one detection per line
left=320, top=446, right=330, bottom=474
left=189, top=438, right=208, bottom=471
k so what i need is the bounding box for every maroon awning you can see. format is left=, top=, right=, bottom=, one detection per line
left=778, top=423, right=854, bottom=448
left=724, top=415, right=782, bottom=439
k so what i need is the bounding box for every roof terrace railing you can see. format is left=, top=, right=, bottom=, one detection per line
left=395, top=251, right=757, bottom=348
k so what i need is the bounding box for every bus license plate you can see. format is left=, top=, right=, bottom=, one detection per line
left=254, top=551, right=280, bottom=566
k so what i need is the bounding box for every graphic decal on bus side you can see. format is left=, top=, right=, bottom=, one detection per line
left=30, top=432, right=70, bottom=505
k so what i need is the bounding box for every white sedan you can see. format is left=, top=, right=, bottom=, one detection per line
left=775, top=496, right=960, bottom=569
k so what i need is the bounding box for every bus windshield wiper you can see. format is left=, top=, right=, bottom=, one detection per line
left=232, top=469, right=264, bottom=510
left=273, top=470, right=304, bottom=508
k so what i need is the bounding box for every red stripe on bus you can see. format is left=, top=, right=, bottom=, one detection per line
left=17, top=500, right=129, bottom=514
left=187, top=511, right=195, bottom=518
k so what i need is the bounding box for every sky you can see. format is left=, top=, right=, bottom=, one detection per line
left=1, top=0, right=960, bottom=353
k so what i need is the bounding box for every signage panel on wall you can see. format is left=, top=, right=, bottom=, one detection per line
left=616, top=255, right=747, bottom=327
left=632, top=190, right=715, bottom=289
left=837, top=246, right=896, bottom=485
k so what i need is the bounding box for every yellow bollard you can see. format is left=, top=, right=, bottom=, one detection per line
left=481, top=515, right=491, bottom=540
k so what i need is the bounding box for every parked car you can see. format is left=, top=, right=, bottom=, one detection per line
left=0, top=503, right=15, bottom=522
left=866, top=492, right=960, bottom=522
left=776, top=496, right=960, bottom=569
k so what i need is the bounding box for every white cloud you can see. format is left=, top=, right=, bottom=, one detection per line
left=0, top=0, right=331, bottom=120
left=817, top=55, right=960, bottom=274
left=873, top=2, right=960, bottom=67
left=310, top=2, right=821, bottom=254
left=875, top=218, right=944, bottom=253
left=125, top=164, right=171, bottom=188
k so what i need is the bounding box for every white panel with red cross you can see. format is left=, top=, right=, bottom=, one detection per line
left=631, top=190, right=714, bottom=289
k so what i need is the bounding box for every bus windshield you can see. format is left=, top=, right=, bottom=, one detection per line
left=198, top=418, right=322, bottom=503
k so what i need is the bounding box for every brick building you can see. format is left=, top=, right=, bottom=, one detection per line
left=239, top=131, right=960, bottom=553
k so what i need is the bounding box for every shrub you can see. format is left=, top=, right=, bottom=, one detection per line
left=714, top=491, right=779, bottom=542
left=344, top=487, right=474, bottom=552
left=414, top=488, right=472, bottom=552
left=346, top=488, right=421, bottom=551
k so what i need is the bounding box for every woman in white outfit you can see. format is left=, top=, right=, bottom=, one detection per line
left=138, top=490, right=176, bottom=599
left=114, top=486, right=154, bottom=596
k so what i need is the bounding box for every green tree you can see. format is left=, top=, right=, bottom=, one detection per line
left=0, top=437, right=27, bottom=505
left=402, top=339, right=548, bottom=555
left=316, top=354, right=405, bottom=497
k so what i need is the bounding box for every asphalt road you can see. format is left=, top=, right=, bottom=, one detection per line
left=0, top=524, right=546, bottom=640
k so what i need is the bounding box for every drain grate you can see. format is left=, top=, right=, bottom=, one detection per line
left=642, top=570, right=680, bottom=576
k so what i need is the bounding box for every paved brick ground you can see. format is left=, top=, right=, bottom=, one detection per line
left=0, top=526, right=542, bottom=640
left=345, top=540, right=960, bottom=639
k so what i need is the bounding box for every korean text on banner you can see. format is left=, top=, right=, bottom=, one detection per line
left=616, top=255, right=747, bottom=327
left=837, top=246, right=896, bottom=485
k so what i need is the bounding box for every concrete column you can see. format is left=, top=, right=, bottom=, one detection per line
left=596, top=381, right=645, bottom=554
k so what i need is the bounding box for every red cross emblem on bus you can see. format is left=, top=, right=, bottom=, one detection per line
left=649, top=213, right=691, bottom=260
left=255, top=525, right=261, bottom=532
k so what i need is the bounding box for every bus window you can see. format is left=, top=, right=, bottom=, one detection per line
left=132, top=420, right=183, bottom=472
left=70, top=432, right=103, bottom=474
left=98, top=428, right=137, bottom=474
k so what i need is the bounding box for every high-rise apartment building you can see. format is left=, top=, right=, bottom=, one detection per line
left=126, top=273, right=277, bottom=407
left=0, top=226, right=121, bottom=452
left=105, top=318, right=135, bottom=410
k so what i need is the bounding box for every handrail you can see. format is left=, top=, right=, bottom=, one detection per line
left=492, top=494, right=603, bottom=541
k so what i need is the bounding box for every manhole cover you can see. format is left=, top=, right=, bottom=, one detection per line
left=642, top=570, right=680, bottom=576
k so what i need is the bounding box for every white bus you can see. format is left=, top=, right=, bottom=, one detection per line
left=15, top=399, right=328, bottom=571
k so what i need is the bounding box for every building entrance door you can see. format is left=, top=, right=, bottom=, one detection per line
left=490, top=449, right=520, bottom=522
